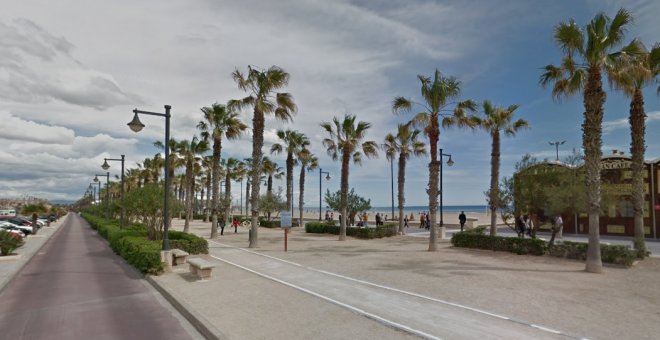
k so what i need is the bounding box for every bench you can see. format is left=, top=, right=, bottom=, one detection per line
left=171, top=249, right=189, bottom=266
left=188, top=258, right=216, bottom=280
left=465, top=218, right=479, bottom=229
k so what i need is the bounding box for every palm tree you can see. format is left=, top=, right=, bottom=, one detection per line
left=608, top=42, right=660, bottom=254
left=382, top=123, right=427, bottom=234
left=321, top=114, right=378, bottom=241
left=271, top=130, right=310, bottom=211
left=261, top=157, right=284, bottom=220
left=198, top=102, right=248, bottom=239
left=230, top=65, right=297, bottom=248
left=474, top=101, right=528, bottom=236
left=297, top=148, right=318, bottom=228
left=201, top=155, right=213, bottom=222
left=393, top=69, right=476, bottom=251
left=540, top=8, right=638, bottom=273
left=222, top=158, right=242, bottom=224
left=177, top=136, right=209, bottom=232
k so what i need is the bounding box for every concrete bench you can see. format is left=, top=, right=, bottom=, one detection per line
left=465, top=218, right=479, bottom=229
left=188, top=258, right=216, bottom=280
left=171, top=249, right=189, bottom=266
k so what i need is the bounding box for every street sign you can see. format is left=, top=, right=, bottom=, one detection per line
left=280, top=211, right=292, bottom=228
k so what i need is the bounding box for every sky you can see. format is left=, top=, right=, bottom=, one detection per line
left=0, top=0, right=658, bottom=208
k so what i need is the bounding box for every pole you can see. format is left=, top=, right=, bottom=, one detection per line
left=391, top=158, right=394, bottom=220
left=440, top=148, right=444, bottom=227
left=284, top=228, right=288, bottom=252
left=163, top=105, right=171, bottom=250
left=555, top=144, right=559, bottom=161
left=319, top=168, right=322, bottom=221
left=106, top=172, right=110, bottom=220
left=120, top=155, right=125, bottom=228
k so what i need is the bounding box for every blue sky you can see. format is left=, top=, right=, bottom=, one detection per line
left=0, top=0, right=658, bottom=207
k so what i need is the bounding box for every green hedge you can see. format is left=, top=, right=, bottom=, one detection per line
left=259, top=219, right=300, bottom=228
left=305, top=222, right=397, bottom=239
left=81, top=213, right=208, bottom=274
left=451, top=231, right=638, bottom=267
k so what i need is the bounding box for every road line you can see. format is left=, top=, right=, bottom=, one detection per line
left=208, top=253, right=442, bottom=340
left=210, top=240, right=583, bottom=339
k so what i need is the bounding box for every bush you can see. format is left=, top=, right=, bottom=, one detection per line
left=0, top=230, right=25, bottom=256
left=305, top=222, right=396, bottom=239
left=169, top=231, right=208, bottom=254
left=259, top=218, right=300, bottom=229
left=451, top=232, right=546, bottom=256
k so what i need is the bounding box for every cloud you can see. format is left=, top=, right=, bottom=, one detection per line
left=0, top=111, right=75, bottom=144
left=0, top=18, right=139, bottom=109
left=603, top=111, right=660, bottom=133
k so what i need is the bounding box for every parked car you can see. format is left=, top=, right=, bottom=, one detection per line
left=0, top=221, right=32, bottom=236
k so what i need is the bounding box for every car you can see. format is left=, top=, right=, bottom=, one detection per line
left=1, top=217, right=33, bottom=227
left=0, top=221, right=32, bottom=236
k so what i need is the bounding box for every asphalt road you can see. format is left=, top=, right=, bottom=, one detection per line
left=0, top=213, right=199, bottom=340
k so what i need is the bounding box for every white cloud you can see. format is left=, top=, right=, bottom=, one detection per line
left=0, top=111, right=74, bottom=144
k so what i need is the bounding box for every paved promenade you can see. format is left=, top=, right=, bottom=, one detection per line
left=0, top=213, right=202, bottom=339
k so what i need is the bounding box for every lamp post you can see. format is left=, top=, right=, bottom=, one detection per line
left=548, top=140, right=566, bottom=161
left=128, top=105, right=172, bottom=251
left=319, top=168, right=331, bottom=221
left=94, top=172, right=110, bottom=220
left=439, top=148, right=454, bottom=228
left=102, top=155, right=125, bottom=228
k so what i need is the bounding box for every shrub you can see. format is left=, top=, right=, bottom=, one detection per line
left=305, top=222, right=396, bottom=239
left=259, top=218, right=300, bottom=229
left=451, top=232, right=546, bottom=256
left=0, top=230, right=25, bottom=256
left=169, top=231, right=208, bottom=254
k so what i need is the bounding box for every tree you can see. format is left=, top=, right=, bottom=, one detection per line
left=123, top=184, right=181, bottom=241
left=324, top=189, right=372, bottom=227
left=321, top=114, right=378, bottom=240
left=608, top=41, right=660, bottom=255
left=230, top=65, right=297, bottom=248
left=198, top=102, right=248, bottom=239
left=540, top=8, right=638, bottom=273
left=222, top=158, right=242, bottom=224
left=176, top=136, right=209, bottom=233
left=382, top=122, right=426, bottom=234
left=393, top=69, right=476, bottom=251
left=474, top=101, right=529, bottom=236
left=261, top=157, right=284, bottom=220
left=271, top=129, right=310, bottom=211
left=258, top=188, right=288, bottom=221
left=297, top=148, right=318, bottom=228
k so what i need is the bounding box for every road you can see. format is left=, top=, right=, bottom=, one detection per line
left=0, top=213, right=200, bottom=340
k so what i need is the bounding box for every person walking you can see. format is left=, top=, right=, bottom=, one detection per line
left=517, top=215, right=525, bottom=238
left=404, top=215, right=409, bottom=228
left=459, top=211, right=467, bottom=232
left=555, top=215, right=564, bottom=239
left=218, top=215, right=226, bottom=236
left=232, top=217, right=240, bottom=233
left=425, top=212, right=430, bottom=230
left=376, top=213, right=382, bottom=226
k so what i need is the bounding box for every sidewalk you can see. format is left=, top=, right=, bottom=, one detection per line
left=152, top=219, right=660, bottom=340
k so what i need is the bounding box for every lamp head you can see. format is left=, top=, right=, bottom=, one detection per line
left=325, top=174, right=331, bottom=181
left=127, top=112, right=145, bottom=132
left=446, top=157, right=454, bottom=167
left=93, top=175, right=99, bottom=182
left=101, top=159, right=110, bottom=170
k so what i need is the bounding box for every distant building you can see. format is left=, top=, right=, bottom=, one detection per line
left=513, top=151, right=659, bottom=239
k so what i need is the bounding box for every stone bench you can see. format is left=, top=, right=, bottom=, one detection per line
left=171, top=249, right=189, bottom=266
left=188, top=258, right=216, bottom=280
left=465, top=218, right=479, bottom=229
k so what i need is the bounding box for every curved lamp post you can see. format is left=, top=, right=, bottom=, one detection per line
left=128, top=105, right=172, bottom=251
left=102, top=155, right=125, bottom=228
left=548, top=140, right=566, bottom=161
left=439, top=148, right=454, bottom=228
left=319, top=168, right=331, bottom=221
left=94, top=172, right=110, bottom=220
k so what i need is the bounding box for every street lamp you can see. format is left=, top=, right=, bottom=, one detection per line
left=319, top=168, right=331, bottom=221
left=439, top=148, right=454, bottom=228
left=102, top=155, right=125, bottom=228
left=94, top=172, right=110, bottom=220
left=548, top=140, right=566, bottom=161
left=128, top=105, right=172, bottom=250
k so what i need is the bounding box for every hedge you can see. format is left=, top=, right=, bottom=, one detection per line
left=81, top=213, right=208, bottom=274
left=259, top=218, right=300, bottom=228
left=451, top=230, right=639, bottom=267
left=305, top=221, right=397, bottom=239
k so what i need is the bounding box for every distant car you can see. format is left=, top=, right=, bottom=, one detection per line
left=0, top=221, right=32, bottom=236
left=0, top=216, right=31, bottom=226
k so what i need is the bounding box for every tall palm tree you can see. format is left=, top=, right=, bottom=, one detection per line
left=608, top=42, right=660, bottom=254
left=177, top=136, right=209, bottom=232
left=230, top=65, right=297, bottom=248
left=321, top=114, right=378, bottom=241
left=475, top=101, right=528, bottom=236
left=540, top=8, right=638, bottom=273
left=222, top=158, right=242, bottom=224
left=261, top=157, right=284, bottom=220
left=393, top=69, right=476, bottom=251
left=382, top=123, right=427, bottom=234
left=198, top=102, right=248, bottom=239
left=271, top=129, right=310, bottom=211
left=297, top=148, right=318, bottom=228
left=201, top=155, right=213, bottom=222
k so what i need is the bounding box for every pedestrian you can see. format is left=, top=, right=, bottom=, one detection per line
left=363, top=212, right=369, bottom=227
left=516, top=215, right=525, bottom=238
left=376, top=213, right=382, bottom=226
left=419, top=213, right=426, bottom=229
left=555, top=215, right=563, bottom=239
left=232, top=217, right=240, bottom=233
left=425, top=212, right=430, bottom=230
left=404, top=215, right=409, bottom=228
left=330, top=212, right=334, bottom=220
left=218, top=215, right=226, bottom=236
left=325, top=211, right=330, bottom=221
left=459, top=211, right=467, bottom=232
left=31, top=212, right=39, bottom=235
left=523, top=215, right=531, bottom=236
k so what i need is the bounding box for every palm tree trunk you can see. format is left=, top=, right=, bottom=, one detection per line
left=339, top=151, right=350, bottom=241
left=630, top=89, right=646, bottom=254
left=224, top=175, right=231, bottom=226
left=428, top=115, right=440, bottom=251
left=250, top=108, right=265, bottom=248
left=299, top=166, right=306, bottom=228
left=286, top=152, right=293, bottom=209
left=245, top=181, right=251, bottom=216
left=583, top=65, right=604, bottom=273
left=489, top=131, right=500, bottom=236
left=397, top=155, right=406, bottom=234
left=211, top=136, right=222, bottom=239
left=184, top=160, right=193, bottom=233
left=205, top=174, right=211, bottom=222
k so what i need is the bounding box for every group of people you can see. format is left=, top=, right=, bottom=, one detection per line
left=515, top=214, right=564, bottom=238
left=217, top=215, right=241, bottom=236
left=324, top=211, right=334, bottom=221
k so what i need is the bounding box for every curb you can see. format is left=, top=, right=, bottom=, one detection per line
left=145, top=275, right=225, bottom=340
left=0, top=215, right=68, bottom=297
